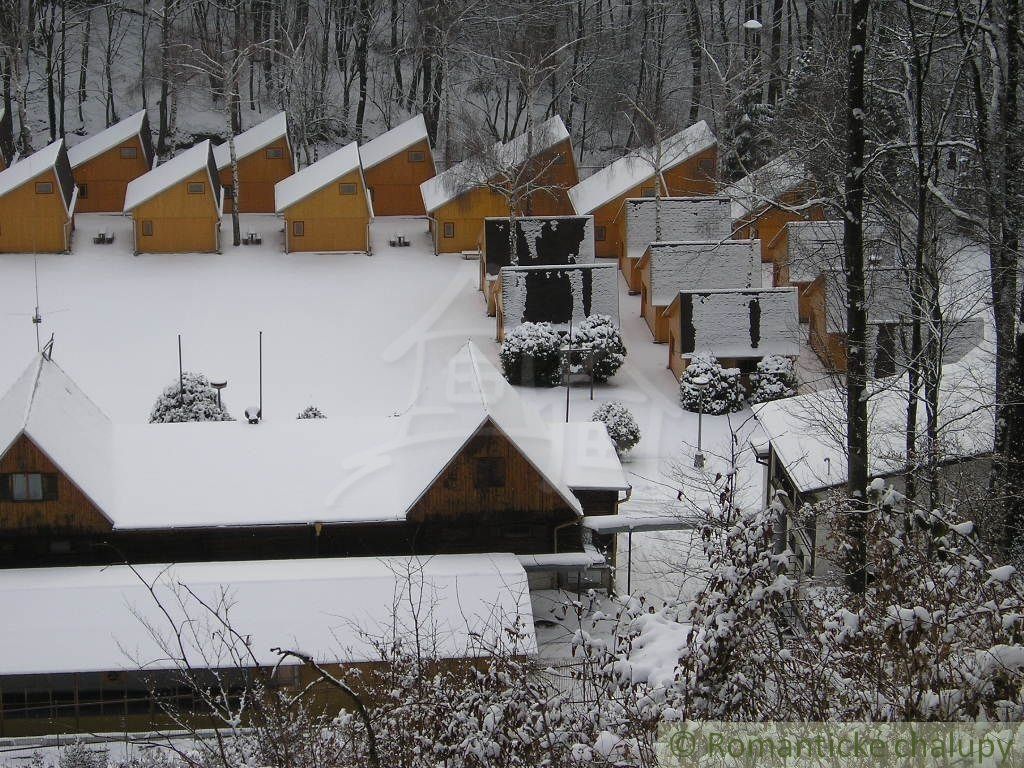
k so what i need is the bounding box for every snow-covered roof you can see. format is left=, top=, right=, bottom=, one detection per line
left=123, top=140, right=217, bottom=211
left=625, top=196, right=733, bottom=261
left=670, top=287, right=801, bottom=360
left=359, top=114, right=430, bottom=170
left=644, top=239, right=761, bottom=306
left=274, top=141, right=364, bottom=213
left=213, top=112, right=289, bottom=170
left=483, top=216, right=595, bottom=276
left=725, top=151, right=810, bottom=222
left=823, top=266, right=910, bottom=333
left=0, top=139, right=66, bottom=200
left=776, top=220, right=843, bottom=283
left=568, top=121, right=717, bottom=214
left=752, top=352, right=995, bottom=494
left=500, top=263, right=619, bottom=333
left=0, top=355, right=115, bottom=517
left=0, top=553, right=535, bottom=675
left=67, top=110, right=149, bottom=169
left=420, top=116, right=570, bottom=213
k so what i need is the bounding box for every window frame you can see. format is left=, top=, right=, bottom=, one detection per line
left=2, top=472, right=57, bottom=502
left=640, top=186, right=657, bottom=198
left=474, top=457, right=507, bottom=490
left=35, top=181, right=53, bottom=195
left=407, top=150, right=426, bottom=163
left=78, top=183, right=88, bottom=199
left=142, top=220, right=154, bottom=237
left=338, top=182, right=357, bottom=196
left=186, top=181, right=205, bottom=195
left=442, top=221, right=455, bottom=239
left=594, top=225, right=606, bottom=242
left=120, top=145, right=138, bottom=160
left=265, top=147, right=284, bottom=160
left=292, top=220, right=305, bottom=237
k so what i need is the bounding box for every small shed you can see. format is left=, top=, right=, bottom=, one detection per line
left=0, top=140, right=77, bottom=254
left=567, top=121, right=718, bottom=260
left=621, top=195, right=732, bottom=292
left=419, top=116, right=578, bottom=254
left=213, top=112, right=293, bottom=213
left=274, top=142, right=373, bottom=253
left=726, top=151, right=826, bottom=262
left=497, top=262, right=618, bottom=340
left=360, top=114, right=436, bottom=216
left=637, top=239, right=761, bottom=342
left=123, top=140, right=222, bottom=254
left=663, top=287, right=801, bottom=379
left=67, top=110, right=153, bottom=213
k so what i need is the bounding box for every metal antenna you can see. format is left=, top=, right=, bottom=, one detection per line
left=178, top=334, right=184, bottom=406
left=258, top=330, right=263, bottom=419
left=33, top=257, right=41, bottom=352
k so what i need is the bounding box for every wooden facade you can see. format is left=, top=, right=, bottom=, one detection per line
left=217, top=140, right=294, bottom=213
left=733, top=184, right=826, bottom=264
left=363, top=137, right=435, bottom=216
left=0, top=143, right=76, bottom=254
left=131, top=168, right=221, bottom=253
left=280, top=166, right=371, bottom=253
left=69, top=113, right=153, bottom=213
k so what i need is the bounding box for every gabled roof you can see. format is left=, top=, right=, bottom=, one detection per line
left=823, top=266, right=910, bottom=333
left=213, top=111, right=289, bottom=170
left=773, top=220, right=843, bottom=282
left=0, top=355, right=115, bottom=516
left=499, top=262, right=620, bottom=332
left=644, top=239, right=761, bottom=306
left=359, top=113, right=430, bottom=170
left=123, top=140, right=219, bottom=211
left=67, top=110, right=150, bottom=169
left=420, top=116, right=571, bottom=213
left=625, top=196, right=733, bottom=261
left=0, top=140, right=67, bottom=201
left=725, top=150, right=810, bottom=222
left=568, top=121, right=717, bottom=214
left=274, top=141, right=365, bottom=213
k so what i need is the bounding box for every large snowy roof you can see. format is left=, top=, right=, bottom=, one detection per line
left=274, top=141, right=363, bottom=212
left=0, top=553, right=535, bottom=675
left=644, top=239, right=761, bottom=306
left=213, top=112, right=289, bottom=170
left=823, top=266, right=910, bottom=333
left=68, top=110, right=149, bottom=169
left=0, top=139, right=65, bottom=200
left=776, top=220, right=843, bottom=282
left=670, top=287, right=801, bottom=360
left=123, top=140, right=216, bottom=211
left=0, top=355, right=115, bottom=517
left=568, top=121, right=717, bottom=214
left=359, top=114, right=430, bottom=170
left=625, top=196, right=733, bottom=261
left=752, top=352, right=995, bottom=494
left=725, top=151, right=810, bottom=222
left=420, top=116, right=570, bottom=213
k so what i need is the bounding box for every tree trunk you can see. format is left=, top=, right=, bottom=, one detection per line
left=78, top=8, right=90, bottom=122
left=157, top=0, right=172, bottom=159
left=685, top=0, right=704, bottom=123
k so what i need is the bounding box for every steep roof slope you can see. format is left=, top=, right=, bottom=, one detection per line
left=725, top=151, right=809, bottom=222
left=123, top=140, right=219, bottom=211
left=359, top=113, right=430, bottom=170
left=274, top=141, right=365, bottom=212
left=67, top=110, right=150, bottom=169
left=213, top=111, right=289, bottom=170
left=0, top=140, right=66, bottom=200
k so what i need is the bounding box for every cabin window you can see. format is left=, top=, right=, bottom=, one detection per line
left=408, top=150, right=426, bottom=163
left=1, top=473, right=57, bottom=502
left=79, top=183, right=88, bottom=199
left=265, top=147, right=284, bottom=159
left=339, top=182, right=357, bottom=195
left=292, top=220, right=305, bottom=237
left=35, top=181, right=53, bottom=194
left=223, top=185, right=234, bottom=199
left=187, top=182, right=205, bottom=195
left=502, top=523, right=534, bottom=539
left=120, top=146, right=138, bottom=159
left=442, top=221, right=455, bottom=239
left=553, top=152, right=566, bottom=165
left=475, top=457, right=506, bottom=489
left=595, top=225, right=606, bottom=242
left=698, top=157, right=715, bottom=175
left=640, top=186, right=657, bottom=198
left=142, top=220, right=154, bottom=237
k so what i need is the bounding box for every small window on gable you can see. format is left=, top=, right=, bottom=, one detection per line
left=2, top=473, right=57, bottom=502
left=641, top=186, right=657, bottom=198
left=142, top=220, right=154, bottom=237
left=187, top=182, right=205, bottom=195
left=553, top=152, right=566, bottom=165
left=79, top=183, right=88, bottom=199
left=265, top=147, right=284, bottom=159
left=120, top=146, right=138, bottom=160
left=698, top=157, right=715, bottom=175
left=292, top=220, right=305, bottom=237
left=35, top=181, right=53, bottom=194
left=595, top=225, right=606, bottom=242
left=339, top=182, right=357, bottom=195
left=224, top=184, right=235, bottom=199
left=442, top=221, right=455, bottom=239
left=408, top=150, right=426, bottom=163
left=475, top=457, right=506, bottom=490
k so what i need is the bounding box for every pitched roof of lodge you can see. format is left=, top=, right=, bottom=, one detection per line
left=624, top=196, right=733, bottom=261
left=359, top=113, right=430, bottom=170
left=213, top=111, right=289, bottom=170
left=274, top=141, right=369, bottom=213
left=419, top=115, right=570, bottom=213
left=0, top=139, right=76, bottom=213
left=123, top=140, right=221, bottom=211
left=0, top=343, right=627, bottom=530
left=67, top=110, right=152, bottom=170
left=725, top=150, right=810, bottom=222
left=771, top=219, right=844, bottom=283
left=0, top=553, right=535, bottom=675
left=567, top=121, right=717, bottom=215
left=642, top=239, right=762, bottom=306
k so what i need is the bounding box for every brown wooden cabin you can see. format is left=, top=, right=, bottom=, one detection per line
left=214, top=111, right=294, bottom=213
left=275, top=142, right=372, bottom=253
left=67, top=110, right=153, bottom=213
left=360, top=114, right=436, bottom=216
left=420, top=116, right=579, bottom=254
left=0, top=140, right=77, bottom=253
left=567, top=121, right=718, bottom=262
left=123, top=140, right=222, bottom=254
left=765, top=220, right=843, bottom=324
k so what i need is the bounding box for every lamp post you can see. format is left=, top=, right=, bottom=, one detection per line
left=691, top=374, right=710, bottom=469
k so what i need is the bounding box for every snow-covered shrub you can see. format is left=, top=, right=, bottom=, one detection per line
left=57, top=742, right=106, bottom=768
left=297, top=405, right=326, bottom=419
left=749, top=354, right=798, bottom=403
left=572, top=314, right=626, bottom=382
left=593, top=401, right=641, bottom=454
left=499, top=321, right=563, bottom=387
left=678, top=354, right=745, bottom=414
left=149, top=372, right=234, bottom=423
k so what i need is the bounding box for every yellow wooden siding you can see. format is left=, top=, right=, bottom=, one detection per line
left=281, top=167, right=371, bottom=252
left=364, top=138, right=435, bottom=216
left=733, top=186, right=825, bottom=263
left=0, top=168, right=72, bottom=253
left=74, top=136, right=149, bottom=213
left=218, top=141, right=294, bottom=213
left=131, top=169, right=220, bottom=253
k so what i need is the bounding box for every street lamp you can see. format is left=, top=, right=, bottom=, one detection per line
left=691, top=374, right=710, bottom=469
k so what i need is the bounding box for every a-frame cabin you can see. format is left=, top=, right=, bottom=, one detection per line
left=359, top=114, right=436, bottom=216
left=213, top=112, right=294, bottom=213
left=0, top=140, right=77, bottom=253
left=67, top=110, right=153, bottom=212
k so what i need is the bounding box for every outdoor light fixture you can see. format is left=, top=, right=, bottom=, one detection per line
left=692, top=374, right=710, bottom=469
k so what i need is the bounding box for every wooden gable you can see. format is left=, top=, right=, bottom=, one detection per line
left=74, top=135, right=150, bottom=213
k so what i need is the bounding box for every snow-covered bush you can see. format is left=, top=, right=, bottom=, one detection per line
left=749, top=354, right=798, bottom=403
left=297, top=405, right=326, bottom=419
left=499, top=321, right=563, bottom=387
left=593, top=401, right=641, bottom=454
left=149, top=372, right=234, bottom=423
left=572, top=314, right=626, bottom=382
left=57, top=742, right=106, bottom=768
left=678, top=354, right=745, bottom=414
